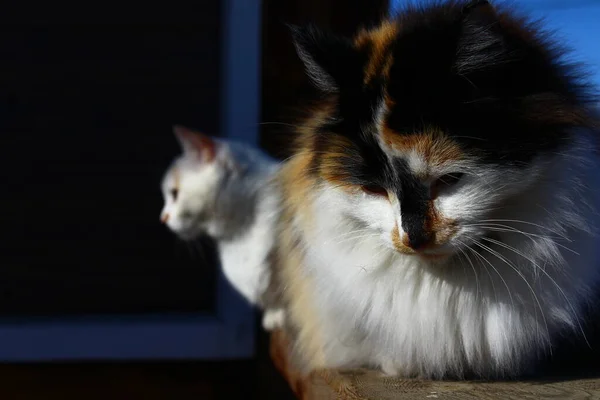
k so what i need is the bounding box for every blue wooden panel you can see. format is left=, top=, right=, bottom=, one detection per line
left=0, top=314, right=252, bottom=361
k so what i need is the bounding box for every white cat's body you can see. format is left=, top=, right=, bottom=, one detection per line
left=160, top=127, right=283, bottom=329
left=295, top=135, right=600, bottom=378
left=216, top=164, right=280, bottom=306
left=217, top=172, right=285, bottom=329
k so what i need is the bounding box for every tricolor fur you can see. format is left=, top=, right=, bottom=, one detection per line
left=275, top=0, right=600, bottom=378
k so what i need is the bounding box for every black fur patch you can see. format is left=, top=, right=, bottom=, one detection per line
left=289, top=23, right=370, bottom=93
left=292, top=0, right=595, bottom=166
left=291, top=0, right=596, bottom=238
left=385, top=1, right=594, bottom=164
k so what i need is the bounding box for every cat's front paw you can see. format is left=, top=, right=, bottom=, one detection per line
left=262, top=308, right=285, bottom=331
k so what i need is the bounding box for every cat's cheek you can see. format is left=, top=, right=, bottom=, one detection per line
left=379, top=230, right=398, bottom=251
left=355, top=199, right=395, bottom=231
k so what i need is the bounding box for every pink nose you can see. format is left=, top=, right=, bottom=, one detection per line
left=160, top=213, right=170, bottom=223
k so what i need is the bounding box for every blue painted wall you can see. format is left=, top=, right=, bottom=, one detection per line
left=389, top=0, right=600, bottom=89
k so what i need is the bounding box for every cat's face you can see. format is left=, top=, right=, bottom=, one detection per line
left=313, top=130, right=542, bottom=261
left=291, top=1, right=591, bottom=261
left=160, top=126, right=227, bottom=240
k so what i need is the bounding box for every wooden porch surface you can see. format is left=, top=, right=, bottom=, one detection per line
left=270, top=330, right=600, bottom=399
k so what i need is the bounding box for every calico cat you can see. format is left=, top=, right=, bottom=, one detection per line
left=160, top=125, right=284, bottom=330
left=274, top=0, right=600, bottom=379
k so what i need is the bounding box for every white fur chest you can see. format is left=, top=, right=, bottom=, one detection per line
left=305, top=226, right=504, bottom=377
left=299, top=180, right=600, bottom=378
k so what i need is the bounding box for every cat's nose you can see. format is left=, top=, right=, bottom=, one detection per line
left=160, top=213, right=170, bottom=224
left=403, top=230, right=432, bottom=251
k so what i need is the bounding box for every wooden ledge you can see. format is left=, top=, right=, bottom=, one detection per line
left=269, top=329, right=600, bottom=399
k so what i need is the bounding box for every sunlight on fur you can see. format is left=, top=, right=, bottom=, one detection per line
left=273, top=0, right=600, bottom=379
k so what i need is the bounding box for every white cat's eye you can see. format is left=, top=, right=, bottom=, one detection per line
left=431, top=173, right=464, bottom=198
left=170, top=188, right=179, bottom=201
left=361, top=184, right=388, bottom=198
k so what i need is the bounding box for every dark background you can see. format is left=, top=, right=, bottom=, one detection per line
left=0, top=0, right=390, bottom=319
left=0, top=0, right=389, bottom=398
left=0, top=19, right=222, bottom=316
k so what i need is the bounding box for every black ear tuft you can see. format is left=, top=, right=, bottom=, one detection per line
left=455, top=0, right=503, bottom=74
left=462, top=0, right=497, bottom=25
left=288, top=23, right=366, bottom=93
left=462, top=0, right=492, bottom=15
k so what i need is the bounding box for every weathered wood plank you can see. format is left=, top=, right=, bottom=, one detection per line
left=270, top=329, right=600, bottom=399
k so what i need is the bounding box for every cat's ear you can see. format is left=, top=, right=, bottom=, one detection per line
left=462, top=0, right=497, bottom=25
left=173, top=125, right=216, bottom=162
left=462, top=0, right=493, bottom=15
left=456, top=0, right=504, bottom=73
left=289, top=24, right=367, bottom=93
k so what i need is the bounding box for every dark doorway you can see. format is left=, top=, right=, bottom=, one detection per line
left=0, top=19, right=223, bottom=316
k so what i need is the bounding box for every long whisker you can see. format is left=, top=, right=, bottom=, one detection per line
left=479, top=219, right=571, bottom=241
left=455, top=240, right=482, bottom=301
left=333, top=232, right=378, bottom=246
left=464, top=223, right=579, bottom=255
left=481, top=236, right=590, bottom=348
left=326, top=228, right=372, bottom=241
left=462, top=238, right=515, bottom=309
left=467, top=223, right=569, bottom=242
left=471, top=240, right=550, bottom=355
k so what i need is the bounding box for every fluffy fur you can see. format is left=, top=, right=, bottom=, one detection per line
left=275, top=0, right=600, bottom=379
left=160, top=125, right=284, bottom=330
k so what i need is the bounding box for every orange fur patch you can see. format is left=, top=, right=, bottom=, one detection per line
left=276, top=154, right=328, bottom=372
left=381, top=127, right=464, bottom=170
left=354, top=21, right=398, bottom=85
left=317, top=134, right=361, bottom=193
left=384, top=92, right=395, bottom=111
left=426, top=203, right=459, bottom=246
left=392, top=226, right=415, bottom=254
left=289, top=100, right=360, bottom=194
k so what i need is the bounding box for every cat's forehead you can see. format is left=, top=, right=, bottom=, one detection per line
left=378, top=127, right=465, bottom=176
left=162, top=163, right=181, bottom=188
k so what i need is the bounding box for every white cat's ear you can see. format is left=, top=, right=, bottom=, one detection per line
left=173, top=125, right=216, bottom=162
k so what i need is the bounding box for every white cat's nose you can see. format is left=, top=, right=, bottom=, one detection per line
left=160, top=213, right=170, bottom=223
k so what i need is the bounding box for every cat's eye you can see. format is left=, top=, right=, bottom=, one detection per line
left=361, top=184, right=388, bottom=198
left=170, top=188, right=179, bottom=201
left=431, top=173, right=464, bottom=198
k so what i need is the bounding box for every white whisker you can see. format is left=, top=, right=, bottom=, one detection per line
left=471, top=239, right=551, bottom=355
left=460, top=237, right=515, bottom=310
left=482, top=236, right=590, bottom=348
left=479, top=219, right=571, bottom=241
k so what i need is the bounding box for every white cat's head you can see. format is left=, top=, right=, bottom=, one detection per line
left=160, top=125, right=237, bottom=240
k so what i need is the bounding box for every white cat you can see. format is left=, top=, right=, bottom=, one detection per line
left=160, top=125, right=284, bottom=330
